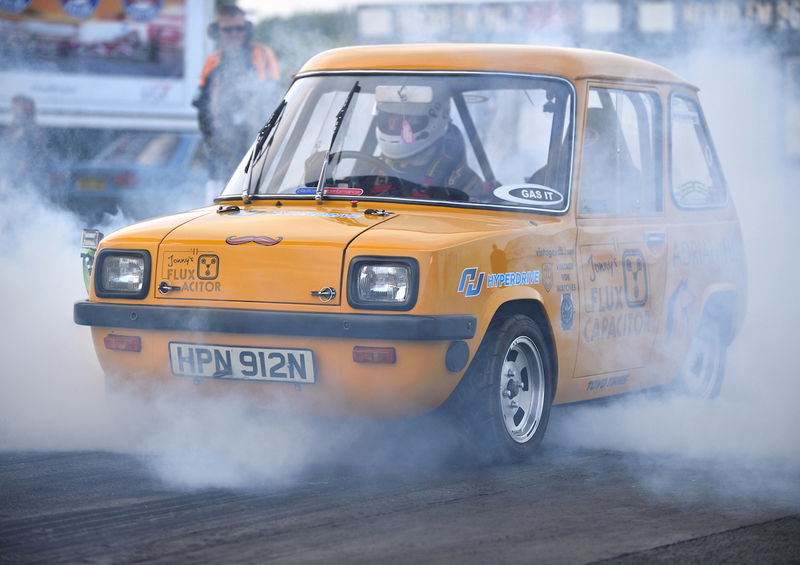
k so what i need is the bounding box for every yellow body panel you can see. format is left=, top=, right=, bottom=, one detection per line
left=298, top=44, right=692, bottom=88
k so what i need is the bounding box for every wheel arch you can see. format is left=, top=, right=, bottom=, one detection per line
left=699, top=286, right=742, bottom=346
left=488, top=299, right=558, bottom=396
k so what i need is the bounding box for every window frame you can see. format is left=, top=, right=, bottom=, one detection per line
left=220, top=70, right=578, bottom=216
left=577, top=82, right=664, bottom=218
left=668, top=91, right=728, bottom=210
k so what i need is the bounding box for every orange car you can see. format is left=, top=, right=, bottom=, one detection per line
left=75, top=45, right=745, bottom=461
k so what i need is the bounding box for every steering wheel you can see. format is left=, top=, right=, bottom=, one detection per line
left=326, top=150, right=413, bottom=196
left=325, top=150, right=470, bottom=202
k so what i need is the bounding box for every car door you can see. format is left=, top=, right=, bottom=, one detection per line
left=574, top=84, right=667, bottom=383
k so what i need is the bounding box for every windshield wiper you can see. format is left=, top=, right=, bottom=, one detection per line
left=242, top=99, right=287, bottom=203
left=315, top=81, right=361, bottom=201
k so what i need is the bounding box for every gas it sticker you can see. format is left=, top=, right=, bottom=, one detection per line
left=493, top=184, right=564, bottom=207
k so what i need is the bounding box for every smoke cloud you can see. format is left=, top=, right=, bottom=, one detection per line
left=0, top=8, right=796, bottom=507
left=0, top=196, right=119, bottom=451
left=548, top=37, right=800, bottom=509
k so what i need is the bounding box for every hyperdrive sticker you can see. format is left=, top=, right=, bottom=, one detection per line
left=493, top=184, right=564, bottom=207
left=60, top=0, right=99, bottom=19
left=123, top=0, right=164, bottom=22
left=457, top=267, right=541, bottom=297
left=0, top=0, right=32, bottom=14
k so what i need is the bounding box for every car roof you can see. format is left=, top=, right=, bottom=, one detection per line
left=298, top=44, right=694, bottom=90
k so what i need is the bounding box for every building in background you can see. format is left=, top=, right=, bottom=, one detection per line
left=0, top=0, right=214, bottom=132
left=0, top=0, right=216, bottom=215
left=356, top=0, right=800, bottom=160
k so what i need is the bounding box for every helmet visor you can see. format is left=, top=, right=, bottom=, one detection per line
left=377, top=112, right=429, bottom=135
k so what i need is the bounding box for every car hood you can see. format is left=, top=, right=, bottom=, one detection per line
left=154, top=206, right=391, bottom=305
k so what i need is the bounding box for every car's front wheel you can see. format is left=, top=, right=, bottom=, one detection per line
left=449, top=314, right=554, bottom=462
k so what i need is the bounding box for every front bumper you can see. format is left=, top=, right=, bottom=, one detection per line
left=74, top=301, right=476, bottom=341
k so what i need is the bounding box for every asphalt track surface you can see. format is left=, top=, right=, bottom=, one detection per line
left=1, top=411, right=798, bottom=565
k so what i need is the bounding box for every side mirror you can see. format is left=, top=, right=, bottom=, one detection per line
left=80, top=229, right=104, bottom=295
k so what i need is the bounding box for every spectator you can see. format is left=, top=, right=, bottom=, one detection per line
left=0, top=94, right=48, bottom=191
left=193, top=4, right=281, bottom=203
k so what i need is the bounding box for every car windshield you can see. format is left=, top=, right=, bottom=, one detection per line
left=222, top=72, right=574, bottom=213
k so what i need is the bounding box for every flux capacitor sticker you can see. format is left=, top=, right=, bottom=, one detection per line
left=161, top=249, right=223, bottom=293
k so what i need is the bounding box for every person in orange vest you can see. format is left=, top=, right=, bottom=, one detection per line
left=193, top=4, right=281, bottom=202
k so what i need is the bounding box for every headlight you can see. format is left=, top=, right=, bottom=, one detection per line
left=95, top=250, right=151, bottom=299
left=348, top=257, right=419, bottom=310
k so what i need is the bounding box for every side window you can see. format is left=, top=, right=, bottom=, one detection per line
left=580, top=87, right=661, bottom=215
left=670, top=95, right=726, bottom=208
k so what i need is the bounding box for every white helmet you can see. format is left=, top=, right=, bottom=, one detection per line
left=374, top=85, right=451, bottom=160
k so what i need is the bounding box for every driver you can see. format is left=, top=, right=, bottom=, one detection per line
left=369, top=85, right=483, bottom=198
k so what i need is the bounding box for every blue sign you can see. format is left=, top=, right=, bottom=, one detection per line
left=60, top=0, right=99, bottom=19
left=123, top=0, right=164, bottom=22
left=0, top=0, right=32, bottom=14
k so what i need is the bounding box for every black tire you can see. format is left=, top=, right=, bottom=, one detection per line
left=676, top=317, right=727, bottom=399
left=447, top=314, right=554, bottom=463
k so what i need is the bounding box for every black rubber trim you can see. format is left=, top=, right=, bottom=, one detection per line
left=74, top=301, right=476, bottom=341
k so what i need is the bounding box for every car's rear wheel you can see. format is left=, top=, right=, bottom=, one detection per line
left=677, top=318, right=726, bottom=399
left=448, top=314, right=553, bottom=462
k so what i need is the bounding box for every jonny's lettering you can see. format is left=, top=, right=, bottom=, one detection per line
left=167, top=254, right=194, bottom=268
left=587, top=254, right=618, bottom=282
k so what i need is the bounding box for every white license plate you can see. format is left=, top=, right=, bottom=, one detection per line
left=169, top=342, right=315, bottom=383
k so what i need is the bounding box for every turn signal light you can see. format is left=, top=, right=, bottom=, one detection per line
left=352, top=346, right=396, bottom=364
left=104, top=334, right=142, bottom=352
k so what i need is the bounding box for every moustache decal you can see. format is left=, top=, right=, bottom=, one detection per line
left=225, top=235, right=284, bottom=246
